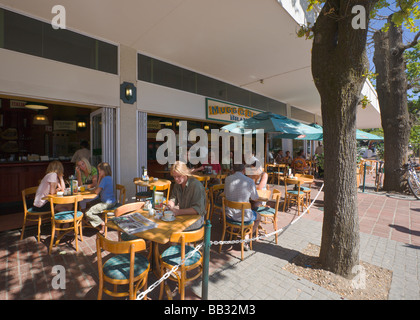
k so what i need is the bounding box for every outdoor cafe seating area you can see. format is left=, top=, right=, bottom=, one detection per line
left=6, top=157, right=324, bottom=301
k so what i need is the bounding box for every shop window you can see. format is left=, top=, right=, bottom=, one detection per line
left=3, top=10, right=43, bottom=57
left=196, top=74, right=226, bottom=100
left=2, top=8, right=118, bottom=75
left=43, top=26, right=96, bottom=70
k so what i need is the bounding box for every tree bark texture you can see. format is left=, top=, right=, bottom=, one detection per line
left=312, top=0, right=377, bottom=277
left=373, top=17, right=411, bottom=193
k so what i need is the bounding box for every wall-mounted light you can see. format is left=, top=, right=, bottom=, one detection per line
left=77, top=121, right=87, bottom=128
left=33, top=112, right=49, bottom=125
left=120, top=82, right=137, bottom=104
left=204, top=125, right=210, bottom=130
left=159, top=121, right=173, bottom=127
left=25, top=102, right=48, bottom=110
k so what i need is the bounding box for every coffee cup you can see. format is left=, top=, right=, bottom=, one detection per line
left=164, top=211, right=174, bottom=220
left=56, top=191, right=64, bottom=196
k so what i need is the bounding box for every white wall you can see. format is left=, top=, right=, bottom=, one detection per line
left=137, top=80, right=206, bottom=120
left=0, top=48, right=119, bottom=107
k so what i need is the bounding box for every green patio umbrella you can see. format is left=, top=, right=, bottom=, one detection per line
left=221, top=112, right=323, bottom=140
left=292, top=123, right=384, bottom=141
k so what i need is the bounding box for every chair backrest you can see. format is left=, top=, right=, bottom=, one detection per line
left=284, top=178, right=302, bottom=195
left=114, top=202, right=145, bottom=218
left=115, top=184, right=126, bottom=205
left=97, top=232, right=147, bottom=254
left=150, top=181, right=171, bottom=204
left=193, top=175, right=210, bottom=189
left=50, top=194, right=84, bottom=205
left=222, top=198, right=251, bottom=226
left=22, top=186, right=40, bottom=213
left=216, top=174, right=227, bottom=183
left=50, top=194, right=84, bottom=221
left=210, top=184, right=224, bottom=205
left=169, top=225, right=205, bottom=244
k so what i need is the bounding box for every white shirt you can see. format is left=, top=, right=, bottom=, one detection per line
left=224, top=171, right=258, bottom=222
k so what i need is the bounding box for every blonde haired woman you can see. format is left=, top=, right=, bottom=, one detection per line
left=75, top=157, right=98, bottom=188
left=167, top=161, right=206, bottom=231
left=32, top=161, right=66, bottom=212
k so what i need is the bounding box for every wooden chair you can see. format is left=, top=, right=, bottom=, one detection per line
left=21, top=187, right=51, bottom=243
left=255, top=189, right=281, bottom=244
left=216, top=174, right=227, bottom=184
left=265, top=164, right=277, bottom=184
left=208, top=184, right=224, bottom=222
left=151, top=181, right=171, bottom=208
left=49, top=194, right=84, bottom=254
left=158, top=226, right=204, bottom=300
left=101, top=184, right=127, bottom=237
left=220, top=198, right=254, bottom=261
left=193, top=175, right=210, bottom=190
left=134, top=177, right=152, bottom=202
left=96, top=233, right=150, bottom=300
left=283, top=178, right=307, bottom=215
left=274, top=164, right=287, bottom=184
left=294, top=174, right=313, bottom=207
left=113, top=202, right=146, bottom=241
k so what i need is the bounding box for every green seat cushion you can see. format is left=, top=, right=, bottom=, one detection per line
left=256, top=206, right=275, bottom=215
left=226, top=217, right=253, bottom=226
left=161, top=245, right=202, bottom=267
left=54, top=210, right=83, bottom=221
left=103, top=253, right=149, bottom=280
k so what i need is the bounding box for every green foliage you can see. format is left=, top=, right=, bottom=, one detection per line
left=405, top=42, right=420, bottom=95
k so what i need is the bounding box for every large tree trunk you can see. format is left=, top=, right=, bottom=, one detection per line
left=373, top=16, right=411, bottom=193
left=312, top=0, right=376, bottom=278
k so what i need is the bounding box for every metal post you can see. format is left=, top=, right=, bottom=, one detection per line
left=202, top=219, right=211, bottom=300
left=362, top=162, right=367, bottom=192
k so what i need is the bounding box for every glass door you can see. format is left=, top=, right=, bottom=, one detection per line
left=90, top=109, right=103, bottom=167
left=90, top=108, right=118, bottom=181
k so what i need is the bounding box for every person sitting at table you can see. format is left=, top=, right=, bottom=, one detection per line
left=282, top=150, right=292, bottom=165
left=249, top=166, right=268, bottom=191
left=291, top=150, right=310, bottom=173
left=84, top=162, right=116, bottom=233
left=167, top=161, right=206, bottom=231
left=75, top=157, right=98, bottom=188
left=275, top=150, right=284, bottom=164
left=224, top=163, right=261, bottom=249
left=71, top=140, right=91, bottom=163
left=32, top=160, right=69, bottom=212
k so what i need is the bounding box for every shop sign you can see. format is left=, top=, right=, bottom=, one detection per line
left=54, top=120, right=76, bottom=131
left=206, top=98, right=261, bottom=123
left=10, top=100, right=27, bottom=109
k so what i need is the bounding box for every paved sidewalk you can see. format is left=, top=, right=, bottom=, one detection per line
left=1, top=181, right=419, bottom=300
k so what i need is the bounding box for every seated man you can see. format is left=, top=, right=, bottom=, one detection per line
left=224, top=163, right=261, bottom=247
left=167, top=161, right=206, bottom=231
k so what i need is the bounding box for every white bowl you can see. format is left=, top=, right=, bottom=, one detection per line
left=56, top=191, right=64, bottom=196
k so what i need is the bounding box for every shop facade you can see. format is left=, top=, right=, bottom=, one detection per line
left=0, top=3, right=378, bottom=211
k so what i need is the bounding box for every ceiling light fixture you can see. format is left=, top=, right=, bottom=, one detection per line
left=25, top=102, right=48, bottom=110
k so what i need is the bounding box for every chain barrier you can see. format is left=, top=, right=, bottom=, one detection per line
left=136, top=183, right=324, bottom=300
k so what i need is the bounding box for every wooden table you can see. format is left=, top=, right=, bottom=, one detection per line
left=43, top=189, right=98, bottom=201
left=107, top=210, right=201, bottom=275
left=134, top=178, right=171, bottom=188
